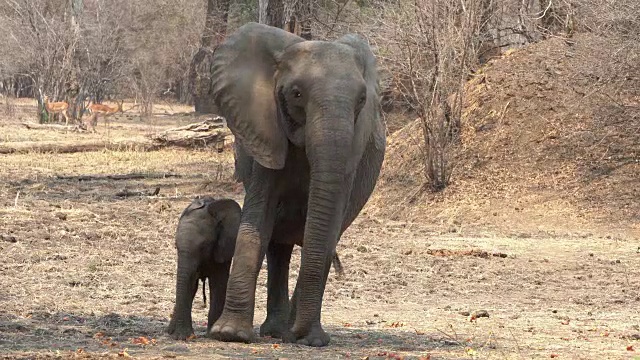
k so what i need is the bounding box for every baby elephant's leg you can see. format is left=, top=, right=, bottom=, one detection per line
left=207, top=261, right=231, bottom=335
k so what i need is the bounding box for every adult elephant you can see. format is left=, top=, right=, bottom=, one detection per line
left=209, top=22, right=385, bottom=347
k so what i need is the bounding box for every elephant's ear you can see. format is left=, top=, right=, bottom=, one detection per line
left=336, top=34, right=386, bottom=174
left=211, top=23, right=305, bottom=169
left=179, top=196, right=211, bottom=219
left=207, top=199, right=241, bottom=263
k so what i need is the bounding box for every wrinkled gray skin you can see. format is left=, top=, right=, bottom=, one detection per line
left=209, top=23, right=385, bottom=347
left=166, top=197, right=241, bottom=340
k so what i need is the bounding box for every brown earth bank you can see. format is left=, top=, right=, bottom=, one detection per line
left=1, top=34, right=639, bottom=359
left=370, top=33, right=640, bottom=240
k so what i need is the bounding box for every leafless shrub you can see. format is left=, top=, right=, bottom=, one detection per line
left=0, top=0, right=78, bottom=122
left=0, top=0, right=204, bottom=119
left=3, top=95, right=16, bottom=118
left=372, top=0, right=484, bottom=190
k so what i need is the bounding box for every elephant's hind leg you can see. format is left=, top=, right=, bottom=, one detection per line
left=260, top=242, right=294, bottom=338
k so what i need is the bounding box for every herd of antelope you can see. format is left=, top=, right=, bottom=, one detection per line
left=43, top=96, right=123, bottom=133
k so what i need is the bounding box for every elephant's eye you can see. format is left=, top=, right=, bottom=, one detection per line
left=291, top=87, right=302, bottom=99
left=358, top=93, right=367, bottom=106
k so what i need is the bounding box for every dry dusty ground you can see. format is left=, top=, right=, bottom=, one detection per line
left=1, top=102, right=639, bottom=360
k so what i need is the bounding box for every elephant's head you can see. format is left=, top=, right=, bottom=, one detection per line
left=211, top=22, right=384, bottom=174
left=176, top=196, right=241, bottom=264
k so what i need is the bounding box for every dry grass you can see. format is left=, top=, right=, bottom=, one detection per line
left=1, top=97, right=639, bottom=359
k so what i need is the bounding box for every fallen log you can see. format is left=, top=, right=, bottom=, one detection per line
left=115, top=187, right=161, bottom=198
left=149, top=117, right=232, bottom=151
left=7, top=118, right=233, bottom=154
left=54, top=173, right=192, bottom=181
left=21, top=122, right=81, bottom=132
left=0, top=139, right=154, bottom=154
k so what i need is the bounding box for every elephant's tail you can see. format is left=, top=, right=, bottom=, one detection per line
left=332, top=253, right=344, bottom=278
left=201, top=278, right=207, bottom=306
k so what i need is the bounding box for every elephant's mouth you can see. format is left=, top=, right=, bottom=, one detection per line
left=276, top=88, right=304, bottom=146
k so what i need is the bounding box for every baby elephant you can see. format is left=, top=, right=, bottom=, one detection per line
left=166, top=196, right=346, bottom=340
left=166, top=196, right=241, bottom=340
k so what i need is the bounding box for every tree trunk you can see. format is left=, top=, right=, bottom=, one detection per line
left=283, top=0, right=312, bottom=39
left=260, top=0, right=285, bottom=28
left=190, top=0, right=231, bottom=113
left=189, top=48, right=219, bottom=114
left=201, top=0, right=231, bottom=47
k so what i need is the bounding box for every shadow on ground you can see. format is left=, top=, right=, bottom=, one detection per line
left=0, top=311, right=457, bottom=359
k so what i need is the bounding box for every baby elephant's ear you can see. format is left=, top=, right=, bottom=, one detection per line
left=206, top=199, right=241, bottom=220
left=179, top=197, right=210, bottom=219
left=207, top=199, right=242, bottom=263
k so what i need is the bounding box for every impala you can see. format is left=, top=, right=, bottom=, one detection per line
left=87, top=100, right=123, bottom=116
left=43, top=96, right=71, bottom=125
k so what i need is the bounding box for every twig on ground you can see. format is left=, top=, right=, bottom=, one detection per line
left=114, top=187, right=161, bottom=198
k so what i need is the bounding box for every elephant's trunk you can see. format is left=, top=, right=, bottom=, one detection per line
left=294, top=107, right=353, bottom=335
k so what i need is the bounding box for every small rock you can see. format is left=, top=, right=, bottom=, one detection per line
left=470, top=310, right=490, bottom=319
left=55, top=212, right=67, bottom=221
left=1, top=234, right=17, bottom=243
left=458, top=311, right=470, bottom=316
left=163, top=344, right=190, bottom=353
left=356, top=245, right=367, bottom=253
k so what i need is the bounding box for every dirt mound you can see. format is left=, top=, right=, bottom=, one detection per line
left=369, top=33, right=640, bottom=237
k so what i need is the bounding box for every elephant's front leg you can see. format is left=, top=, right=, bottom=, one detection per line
left=210, top=165, right=278, bottom=343
left=260, top=242, right=294, bottom=338
left=285, top=255, right=333, bottom=346
left=166, top=255, right=199, bottom=340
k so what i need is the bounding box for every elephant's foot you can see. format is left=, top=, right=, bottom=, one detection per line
left=260, top=314, right=289, bottom=338
left=166, top=321, right=195, bottom=341
left=283, top=321, right=330, bottom=347
left=209, top=315, right=255, bottom=343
